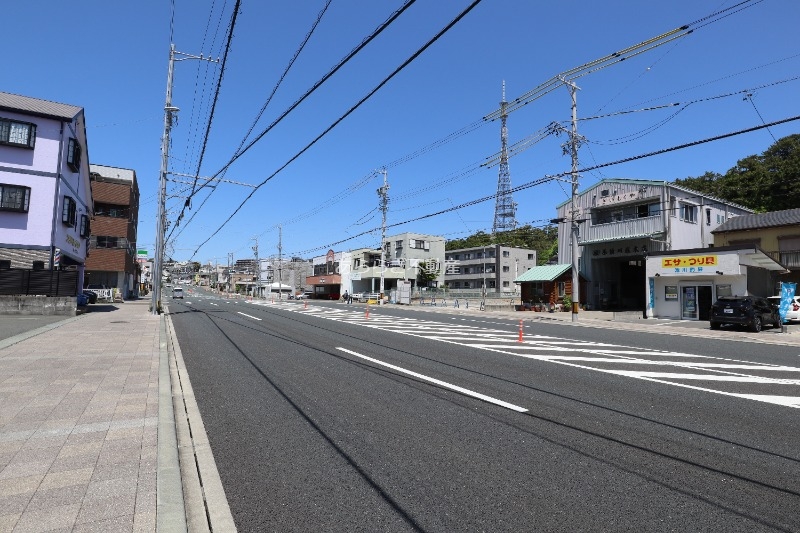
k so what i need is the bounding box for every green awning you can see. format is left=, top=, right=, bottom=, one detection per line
left=514, top=264, right=571, bottom=283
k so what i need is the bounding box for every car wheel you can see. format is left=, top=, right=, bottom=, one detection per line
left=709, top=322, right=720, bottom=330
left=750, top=316, right=762, bottom=333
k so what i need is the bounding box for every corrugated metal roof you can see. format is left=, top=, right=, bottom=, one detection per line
left=0, top=91, right=82, bottom=120
left=514, top=264, right=571, bottom=283
left=711, top=208, right=800, bottom=233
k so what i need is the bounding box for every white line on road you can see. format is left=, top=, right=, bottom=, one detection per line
left=237, top=312, right=262, bottom=321
left=336, top=347, right=528, bottom=413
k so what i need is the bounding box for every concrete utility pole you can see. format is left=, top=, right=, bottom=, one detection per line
left=252, top=237, right=260, bottom=299
left=566, top=79, right=581, bottom=323
left=151, top=44, right=218, bottom=316
left=377, top=169, right=389, bottom=306
left=278, top=225, right=283, bottom=300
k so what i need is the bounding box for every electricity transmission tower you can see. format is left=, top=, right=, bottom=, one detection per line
left=492, top=81, right=517, bottom=234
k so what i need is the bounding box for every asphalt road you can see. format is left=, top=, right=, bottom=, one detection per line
left=170, top=288, right=800, bottom=532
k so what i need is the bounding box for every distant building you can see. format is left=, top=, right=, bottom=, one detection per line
left=84, top=164, right=140, bottom=298
left=0, top=91, right=93, bottom=298
left=445, top=244, right=536, bottom=293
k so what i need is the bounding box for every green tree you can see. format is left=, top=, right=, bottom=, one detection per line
left=416, top=259, right=441, bottom=288
left=675, top=133, right=800, bottom=212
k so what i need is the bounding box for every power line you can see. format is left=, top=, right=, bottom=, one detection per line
left=189, top=0, right=485, bottom=260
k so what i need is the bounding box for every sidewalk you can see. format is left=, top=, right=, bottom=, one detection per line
left=0, top=299, right=234, bottom=533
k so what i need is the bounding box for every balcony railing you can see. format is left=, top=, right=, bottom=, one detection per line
left=765, top=250, right=800, bottom=269
left=582, top=216, right=665, bottom=244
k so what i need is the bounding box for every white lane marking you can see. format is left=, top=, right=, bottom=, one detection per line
left=336, top=347, right=528, bottom=413
left=210, top=302, right=218, bottom=306
left=237, top=312, right=262, bottom=321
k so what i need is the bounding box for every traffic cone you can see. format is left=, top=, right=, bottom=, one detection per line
left=518, top=319, right=523, bottom=343
left=365, top=304, right=369, bottom=320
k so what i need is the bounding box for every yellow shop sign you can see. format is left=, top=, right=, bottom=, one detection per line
left=661, top=255, right=717, bottom=268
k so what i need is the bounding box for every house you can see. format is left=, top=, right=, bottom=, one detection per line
left=84, top=164, right=140, bottom=299
left=444, top=245, right=536, bottom=293
left=554, top=178, right=752, bottom=311
left=306, top=249, right=342, bottom=299
left=513, top=264, right=588, bottom=308
left=711, top=207, right=800, bottom=286
left=0, top=92, right=93, bottom=309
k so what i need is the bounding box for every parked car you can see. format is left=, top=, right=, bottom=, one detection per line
left=767, top=295, right=800, bottom=323
left=709, top=296, right=781, bottom=332
left=82, top=290, right=98, bottom=304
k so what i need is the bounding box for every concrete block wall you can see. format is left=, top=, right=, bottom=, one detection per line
left=0, top=296, right=76, bottom=316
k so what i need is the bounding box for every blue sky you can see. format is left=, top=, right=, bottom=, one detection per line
left=6, top=1, right=798, bottom=264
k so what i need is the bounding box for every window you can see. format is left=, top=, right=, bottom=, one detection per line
left=527, top=254, right=534, bottom=260
left=502, top=281, right=510, bottom=287
left=680, top=203, right=697, bottom=223
left=558, top=281, right=566, bottom=297
left=502, top=251, right=510, bottom=257
left=0, top=184, right=31, bottom=212
left=488, top=280, right=496, bottom=288
left=670, top=196, right=676, bottom=217
left=502, top=266, right=510, bottom=272
left=67, top=138, right=81, bottom=171
left=62, top=196, right=76, bottom=226
left=0, top=118, right=36, bottom=148
left=80, top=215, right=90, bottom=237
left=96, top=236, right=119, bottom=248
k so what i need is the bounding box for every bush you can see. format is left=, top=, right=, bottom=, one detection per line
left=562, top=295, right=572, bottom=311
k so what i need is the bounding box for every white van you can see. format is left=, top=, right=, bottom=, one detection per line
left=172, top=287, right=184, bottom=299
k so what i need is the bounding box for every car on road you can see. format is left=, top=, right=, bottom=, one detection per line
left=172, top=287, right=184, bottom=299
left=709, top=295, right=781, bottom=332
left=767, top=295, right=800, bottom=323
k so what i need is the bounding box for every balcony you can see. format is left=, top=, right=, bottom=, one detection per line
left=581, top=216, right=665, bottom=245
left=765, top=250, right=800, bottom=269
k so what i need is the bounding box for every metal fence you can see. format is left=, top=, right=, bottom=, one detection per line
left=0, top=268, right=79, bottom=296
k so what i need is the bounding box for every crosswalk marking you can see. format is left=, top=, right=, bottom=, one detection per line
left=246, top=301, right=800, bottom=409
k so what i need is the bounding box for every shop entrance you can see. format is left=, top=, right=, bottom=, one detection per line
left=681, top=284, right=713, bottom=320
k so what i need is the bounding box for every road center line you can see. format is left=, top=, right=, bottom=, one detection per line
left=336, top=347, right=528, bottom=413
left=237, top=312, right=262, bottom=321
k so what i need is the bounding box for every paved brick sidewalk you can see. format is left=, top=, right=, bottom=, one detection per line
left=0, top=300, right=163, bottom=532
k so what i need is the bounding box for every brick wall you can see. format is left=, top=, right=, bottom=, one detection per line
left=92, top=181, right=132, bottom=205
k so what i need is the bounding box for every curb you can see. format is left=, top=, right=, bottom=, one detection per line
left=166, top=309, right=237, bottom=532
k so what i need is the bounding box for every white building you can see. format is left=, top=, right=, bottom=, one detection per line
left=554, top=178, right=752, bottom=311
left=444, top=245, right=536, bottom=293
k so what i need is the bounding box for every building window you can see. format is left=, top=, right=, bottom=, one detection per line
left=502, top=266, right=510, bottom=272
left=670, top=196, right=676, bottom=217
left=0, top=118, right=36, bottom=148
left=503, top=251, right=510, bottom=257
left=680, top=203, right=697, bottom=223
left=80, top=215, right=90, bottom=237
left=67, top=138, right=81, bottom=171
left=558, top=281, right=566, bottom=297
left=527, top=254, right=534, bottom=260
left=0, top=184, right=31, bottom=212
left=95, top=236, right=119, bottom=248
left=62, top=196, right=76, bottom=227
left=488, top=280, right=496, bottom=288
left=502, top=281, right=509, bottom=287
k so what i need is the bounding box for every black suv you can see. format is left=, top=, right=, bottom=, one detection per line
left=709, top=296, right=780, bottom=332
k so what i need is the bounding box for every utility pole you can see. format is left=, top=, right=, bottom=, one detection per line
left=377, top=169, right=389, bottom=306
left=252, top=237, right=260, bottom=299
left=278, top=225, right=283, bottom=300
left=151, top=44, right=218, bottom=316
left=566, top=79, right=581, bottom=323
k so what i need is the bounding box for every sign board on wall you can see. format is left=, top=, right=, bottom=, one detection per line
left=664, top=285, right=678, bottom=300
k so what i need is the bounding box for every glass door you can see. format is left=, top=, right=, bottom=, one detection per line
left=682, top=286, right=698, bottom=320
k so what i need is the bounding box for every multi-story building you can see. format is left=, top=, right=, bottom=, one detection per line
left=84, top=164, right=139, bottom=298
left=0, top=92, right=93, bottom=297
left=554, top=178, right=752, bottom=311
left=712, top=207, right=800, bottom=286
left=444, top=245, right=536, bottom=293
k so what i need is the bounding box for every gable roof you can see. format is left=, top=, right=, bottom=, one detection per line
left=0, top=91, right=82, bottom=121
left=514, top=264, right=571, bottom=283
left=711, top=208, right=800, bottom=233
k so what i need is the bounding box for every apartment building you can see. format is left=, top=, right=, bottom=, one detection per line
left=444, top=244, right=536, bottom=293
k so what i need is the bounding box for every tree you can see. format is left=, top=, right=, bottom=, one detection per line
left=416, top=259, right=441, bottom=288
left=674, top=133, right=800, bottom=212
